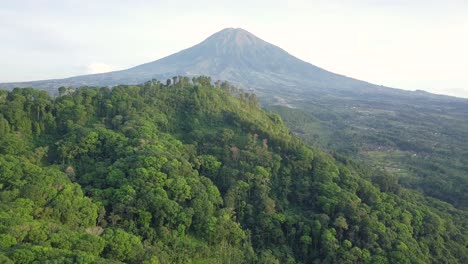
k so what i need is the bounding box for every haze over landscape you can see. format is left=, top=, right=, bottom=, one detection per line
left=1, top=0, right=468, bottom=97
left=1, top=1, right=468, bottom=263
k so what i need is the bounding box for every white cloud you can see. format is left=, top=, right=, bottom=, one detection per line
left=86, top=63, right=115, bottom=74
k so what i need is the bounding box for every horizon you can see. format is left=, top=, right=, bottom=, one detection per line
left=1, top=0, right=467, bottom=98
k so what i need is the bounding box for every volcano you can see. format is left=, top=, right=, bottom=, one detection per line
left=0, top=28, right=464, bottom=105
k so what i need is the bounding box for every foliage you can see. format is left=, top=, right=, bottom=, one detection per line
left=270, top=100, right=468, bottom=210
left=0, top=81, right=466, bottom=263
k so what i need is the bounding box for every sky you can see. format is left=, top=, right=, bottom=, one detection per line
left=1, top=0, right=467, bottom=98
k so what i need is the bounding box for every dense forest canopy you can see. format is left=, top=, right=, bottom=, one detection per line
left=0, top=78, right=467, bottom=263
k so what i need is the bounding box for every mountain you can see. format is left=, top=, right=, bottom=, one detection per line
left=0, top=28, right=336, bottom=91
left=0, top=28, right=436, bottom=99
left=2, top=28, right=468, bottom=209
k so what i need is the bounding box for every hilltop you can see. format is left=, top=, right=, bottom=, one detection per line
left=0, top=81, right=467, bottom=263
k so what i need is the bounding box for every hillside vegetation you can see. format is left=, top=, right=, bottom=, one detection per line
left=269, top=92, right=468, bottom=210
left=0, top=78, right=467, bottom=263
left=3, top=27, right=466, bottom=215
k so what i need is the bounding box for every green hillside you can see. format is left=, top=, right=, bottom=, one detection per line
left=269, top=93, right=468, bottom=210
left=0, top=78, right=467, bottom=263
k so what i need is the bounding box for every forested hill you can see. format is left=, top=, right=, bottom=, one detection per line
left=0, top=78, right=467, bottom=263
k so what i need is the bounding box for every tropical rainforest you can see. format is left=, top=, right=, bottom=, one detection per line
left=0, top=77, right=467, bottom=263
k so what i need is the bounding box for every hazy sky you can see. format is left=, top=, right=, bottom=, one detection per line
left=1, top=0, right=467, bottom=97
